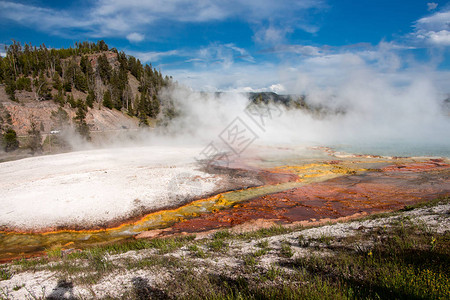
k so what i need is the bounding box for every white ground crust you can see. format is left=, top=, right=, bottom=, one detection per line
left=0, top=146, right=222, bottom=230
left=1, top=203, right=448, bottom=299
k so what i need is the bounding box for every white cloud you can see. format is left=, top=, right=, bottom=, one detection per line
left=270, top=45, right=323, bottom=56
left=415, top=10, right=450, bottom=32
left=124, top=43, right=255, bottom=71
left=269, top=84, right=286, bottom=93
left=126, top=32, right=145, bottom=43
left=193, top=43, right=255, bottom=68
left=127, top=49, right=180, bottom=62
left=0, top=1, right=91, bottom=36
left=167, top=61, right=281, bottom=92
left=418, top=30, right=450, bottom=46
left=414, top=9, right=450, bottom=46
left=0, top=0, right=325, bottom=42
left=427, top=2, right=438, bottom=11
left=163, top=41, right=450, bottom=95
left=254, top=26, right=291, bottom=45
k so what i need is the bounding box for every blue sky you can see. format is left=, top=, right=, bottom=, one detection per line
left=1, top=0, right=450, bottom=92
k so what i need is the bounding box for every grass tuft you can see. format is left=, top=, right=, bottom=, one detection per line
left=188, top=244, right=207, bottom=258
left=0, top=267, right=11, bottom=281
left=208, top=239, right=228, bottom=252
left=280, top=241, right=294, bottom=258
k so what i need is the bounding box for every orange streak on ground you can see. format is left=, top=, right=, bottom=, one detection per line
left=1, top=159, right=448, bottom=263
left=158, top=162, right=450, bottom=235
left=0, top=168, right=298, bottom=236
left=0, top=194, right=224, bottom=236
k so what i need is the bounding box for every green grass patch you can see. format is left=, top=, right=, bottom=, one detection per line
left=316, top=234, right=334, bottom=246
left=213, top=230, right=232, bottom=240
left=0, top=267, right=11, bottom=281
left=46, top=246, right=63, bottom=259
left=12, top=257, right=49, bottom=271
left=66, top=235, right=196, bottom=258
left=243, top=255, right=257, bottom=267
left=256, top=239, right=269, bottom=249
left=12, top=284, right=24, bottom=291
left=401, top=195, right=449, bottom=211
left=298, top=234, right=310, bottom=247
left=147, top=236, right=195, bottom=254
left=253, top=248, right=269, bottom=257
left=188, top=245, right=207, bottom=258
left=208, top=239, right=228, bottom=252
left=263, top=266, right=282, bottom=281
left=236, top=224, right=291, bottom=240
left=280, top=241, right=294, bottom=258
left=124, top=255, right=184, bottom=270
left=290, top=220, right=450, bottom=299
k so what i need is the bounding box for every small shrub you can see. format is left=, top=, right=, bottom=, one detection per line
left=208, top=240, right=228, bottom=252
left=188, top=245, right=207, bottom=258
left=243, top=255, right=257, bottom=267
left=213, top=230, right=232, bottom=240
left=298, top=235, right=310, bottom=247
left=253, top=248, right=269, bottom=257
left=256, top=239, right=269, bottom=249
left=317, top=234, right=334, bottom=246
left=0, top=268, right=11, bottom=281
left=12, top=284, right=24, bottom=291
left=149, top=236, right=195, bottom=254
left=265, top=266, right=282, bottom=281
left=46, top=247, right=62, bottom=259
left=280, top=241, right=294, bottom=258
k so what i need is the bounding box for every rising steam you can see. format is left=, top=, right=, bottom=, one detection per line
left=156, top=63, right=450, bottom=157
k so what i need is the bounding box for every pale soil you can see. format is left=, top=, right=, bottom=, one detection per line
left=0, top=88, right=140, bottom=137
left=0, top=146, right=260, bottom=231
left=0, top=202, right=448, bottom=299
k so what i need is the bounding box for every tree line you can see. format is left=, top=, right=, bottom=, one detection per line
left=0, top=40, right=172, bottom=152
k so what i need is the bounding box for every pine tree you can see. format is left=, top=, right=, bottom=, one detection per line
left=2, top=128, right=19, bottom=152
left=74, top=68, right=88, bottom=92
left=86, top=90, right=95, bottom=108
left=52, top=72, right=62, bottom=90
left=102, top=90, right=113, bottom=109
left=27, top=121, right=42, bottom=154
left=53, top=88, right=65, bottom=106
left=73, top=106, right=90, bottom=140
left=137, top=92, right=149, bottom=126
left=4, top=78, right=17, bottom=101
left=80, top=55, right=89, bottom=74
left=97, top=40, right=108, bottom=52
left=34, top=70, right=51, bottom=101
left=16, top=77, right=32, bottom=91
left=150, top=94, right=160, bottom=118
left=67, top=94, right=76, bottom=108
left=97, top=54, right=111, bottom=83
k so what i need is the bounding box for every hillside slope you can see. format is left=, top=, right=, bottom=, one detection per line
left=0, top=41, right=172, bottom=152
left=0, top=86, right=139, bottom=136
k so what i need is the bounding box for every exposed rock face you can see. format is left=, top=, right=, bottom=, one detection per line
left=0, top=86, right=139, bottom=136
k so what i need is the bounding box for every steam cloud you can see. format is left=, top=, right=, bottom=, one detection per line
left=41, top=51, right=449, bottom=158
left=156, top=61, right=450, bottom=157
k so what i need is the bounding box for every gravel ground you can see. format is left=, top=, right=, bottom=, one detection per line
left=0, top=201, right=448, bottom=299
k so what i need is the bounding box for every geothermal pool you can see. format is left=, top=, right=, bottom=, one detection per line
left=0, top=145, right=449, bottom=261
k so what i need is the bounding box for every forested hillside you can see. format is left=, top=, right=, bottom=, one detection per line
left=0, top=40, right=172, bottom=153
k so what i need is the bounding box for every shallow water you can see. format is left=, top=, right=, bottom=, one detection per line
left=331, top=141, right=450, bottom=157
